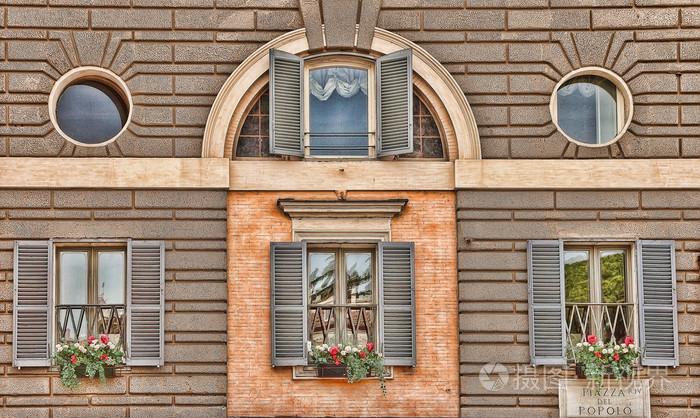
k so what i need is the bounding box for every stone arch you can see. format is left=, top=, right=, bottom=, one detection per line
left=202, top=28, right=481, bottom=161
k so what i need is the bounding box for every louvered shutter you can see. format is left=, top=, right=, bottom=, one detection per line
left=13, top=240, right=52, bottom=367
left=379, top=242, right=416, bottom=366
left=528, top=240, right=566, bottom=366
left=127, top=241, right=164, bottom=366
left=269, top=49, right=304, bottom=156
left=637, top=240, right=679, bottom=367
left=270, top=242, right=307, bottom=366
left=376, top=49, right=413, bottom=157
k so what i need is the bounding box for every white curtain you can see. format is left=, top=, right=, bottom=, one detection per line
left=309, top=68, right=368, bottom=101
left=558, top=79, right=601, bottom=97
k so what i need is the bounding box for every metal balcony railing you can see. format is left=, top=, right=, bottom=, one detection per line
left=566, top=302, right=635, bottom=362
left=55, top=304, right=126, bottom=346
left=308, top=304, right=376, bottom=346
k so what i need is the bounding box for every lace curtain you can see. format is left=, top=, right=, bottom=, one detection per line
left=557, top=77, right=607, bottom=98
left=309, top=68, right=368, bottom=101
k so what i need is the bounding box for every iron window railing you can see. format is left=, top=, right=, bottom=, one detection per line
left=55, top=304, right=126, bottom=347
left=566, top=302, right=635, bottom=362
left=308, top=303, right=376, bottom=346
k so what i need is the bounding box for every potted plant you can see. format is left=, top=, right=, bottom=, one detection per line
left=569, top=334, right=641, bottom=388
left=52, top=334, right=126, bottom=391
left=309, top=341, right=387, bottom=395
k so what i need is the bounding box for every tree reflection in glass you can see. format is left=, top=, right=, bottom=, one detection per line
left=565, top=250, right=590, bottom=341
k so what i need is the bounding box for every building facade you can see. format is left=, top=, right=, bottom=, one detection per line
left=0, top=0, right=698, bottom=417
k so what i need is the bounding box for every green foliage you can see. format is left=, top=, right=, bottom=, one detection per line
left=51, top=335, right=125, bottom=391
left=309, top=341, right=386, bottom=395
left=565, top=258, right=589, bottom=303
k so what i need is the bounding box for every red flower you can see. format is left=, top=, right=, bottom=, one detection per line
left=624, top=336, right=634, bottom=346
left=70, top=354, right=77, bottom=363
left=329, top=347, right=339, bottom=356
left=360, top=351, right=367, bottom=358
left=335, top=359, right=341, bottom=366
left=587, top=334, right=598, bottom=344
left=100, top=334, right=109, bottom=344
left=594, top=352, right=602, bottom=358
left=99, top=354, right=109, bottom=361
left=366, top=342, right=374, bottom=352
left=87, top=335, right=96, bottom=344
left=613, top=353, right=620, bottom=361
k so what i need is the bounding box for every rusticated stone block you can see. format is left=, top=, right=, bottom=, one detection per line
left=0, top=377, right=50, bottom=395
left=92, top=9, right=172, bottom=29
left=7, top=8, right=87, bottom=28
left=129, top=375, right=227, bottom=394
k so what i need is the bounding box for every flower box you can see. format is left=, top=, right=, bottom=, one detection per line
left=574, top=363, right=632, bottom=379
left=316, top=363, right=347, bottom=378
left=75, top=366, right=117, bottom=378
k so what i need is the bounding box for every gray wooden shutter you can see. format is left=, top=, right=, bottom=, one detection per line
left=528, top=240, right=566, bottom=366
left=376, top=49, right=413, bottom=157
left=637, top=240, right=679, bottom=367
left=269, top=48, right=304, bottom=156
left=13, top=240, right=52, bottom=367
left=270, top=242, right=307, bottom=366
left=127, top=241, right=164, bottom=366
left=379, top=242, right=416, bottom=366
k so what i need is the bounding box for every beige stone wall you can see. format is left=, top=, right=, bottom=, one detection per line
left=0, top=190, right=228, bottom=416
left=457, top=190, right=700, bottom=417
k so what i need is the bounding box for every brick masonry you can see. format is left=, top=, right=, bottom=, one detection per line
left=0, top=189, right=228, bottom=417
left=227, top=191, right=458, bottom=417
left=457, top=190, right=700, bottom=417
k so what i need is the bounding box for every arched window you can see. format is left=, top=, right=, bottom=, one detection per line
left=235, top=90, right=444, bottom=160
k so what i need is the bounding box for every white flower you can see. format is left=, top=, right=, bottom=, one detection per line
left=63, top=344, right=69, bottom=349
left=628, top=344, right=635, bottom=349
left=74, top=343, right=80, bottom=348
left=623, top=348, right=628, bottom=353
left=621, top=343, right=627, bottom=348
left=588, top=346, right=594, bottom=352
left=582, top=342, right=589, bottom=346
left=378, top=353, right=383, bottom=358
left=345, top=346, right=351, bottom=352
left=598, top=341, right=604, bottom=347
left=306, top=341, right=312, bottom=352
left=322, top=344, right=328, bottom=349
left=576, top=343, right=582, bottom=347
left=614, top=345, right=620, bottom=350
left=341, top=350, right=347, bottom=356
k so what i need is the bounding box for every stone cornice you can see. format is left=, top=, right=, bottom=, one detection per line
left=278, top=198, right=408, bottom=218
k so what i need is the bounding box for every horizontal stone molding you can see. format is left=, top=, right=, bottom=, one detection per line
left=0, top=158, right=229, bottom=189
left=229, top=160, right=455, bottom=191
left=456, top=159, right=700, bottom=190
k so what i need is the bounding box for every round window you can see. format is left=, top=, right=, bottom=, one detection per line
left=50, top=67, right=132, bottom=146
left=551, top=68, right=632, bottom=147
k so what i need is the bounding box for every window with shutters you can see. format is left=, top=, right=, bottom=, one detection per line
left=308, top=246, right=376, bottom=347
left=564, top=244, right=637, bottom=353
left=55, top=245, right=126, bottom=347
left=528, top=240, right=679, bottom=367
left=268, top=49, right=414, bottom=159
left=13, top=240, right=164, bottom=368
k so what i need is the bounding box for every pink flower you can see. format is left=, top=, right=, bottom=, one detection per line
left=587, top=334, right=598, bottom=344
left=624, top=336, right=634, bottom=346
left=87, top=335, right=96, bottom=344
left=100, top=334, right=109, bottom=344
left=613, top=353, right=620, bottom=361
left=335, top=359, right=340, bottom=366
left=70, top=354, right=77, bottom=363
left=366, top=342, right=374, bottom=352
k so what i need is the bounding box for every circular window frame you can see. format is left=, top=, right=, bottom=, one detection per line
left=550, top=67, right=633, bottom=148
left=49, top=66, right=133, bottom=148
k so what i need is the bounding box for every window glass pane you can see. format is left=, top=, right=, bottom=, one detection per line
left=58, top=251, right=88, bottom=341
left=557, top=76, right=618, bottom=144
left=98, top=251, right=125, bottom=305
left=309, top=252, right=335, bottom=305
left=600, top=250, right=626, bottom=303
left=309, top=67, right=368, bottom=156
left=59, top=252, right=88, bottom=305
left=345, top=252, right=372, bottom=303
left=564, top=250, right=590, bottom=303
left=56, top=81, right=128, bottom=145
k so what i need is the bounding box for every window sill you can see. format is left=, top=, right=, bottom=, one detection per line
left=292, top=364, right=393, bottom=380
